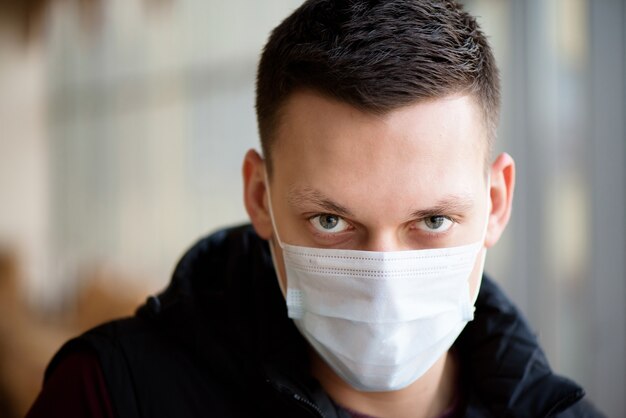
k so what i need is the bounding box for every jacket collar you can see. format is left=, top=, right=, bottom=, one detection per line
left=455, top=278, right=584, bottom=417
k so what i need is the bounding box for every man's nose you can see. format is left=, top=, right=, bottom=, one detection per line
left=362, top=230, right=406, bottom=252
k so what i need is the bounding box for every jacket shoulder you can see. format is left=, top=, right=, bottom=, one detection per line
left=47, top=315, right=250, bottom=418
left=554, top=398, right=607, bottom=418
left=459, top=277, right=590, bottom=417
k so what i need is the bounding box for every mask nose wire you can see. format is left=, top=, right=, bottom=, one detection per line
left=264, top=169, right=492, bottom=298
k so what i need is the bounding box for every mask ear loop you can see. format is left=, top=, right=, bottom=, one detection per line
left=264, top=169, right=284, bottom=248
left=471, top=174, right=492, bottom=306
left=264, top=169, right=288, bottom=296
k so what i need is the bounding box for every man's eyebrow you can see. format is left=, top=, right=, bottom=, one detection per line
left=410, top=195, right=475, bottom=218
left=287, top=186, right=355, bottom=217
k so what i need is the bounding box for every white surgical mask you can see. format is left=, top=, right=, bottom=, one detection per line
left=266, top=173, right=489, bottom=392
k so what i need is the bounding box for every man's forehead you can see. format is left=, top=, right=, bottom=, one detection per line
left=271, top=90, right=489, bottom=161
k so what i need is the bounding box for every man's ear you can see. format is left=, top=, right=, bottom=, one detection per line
left=242, top=149, right=273, bottom=240
left=485, top=152, right=515, bottom=248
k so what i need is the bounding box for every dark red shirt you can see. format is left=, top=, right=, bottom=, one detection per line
left=26, top=349, right=115, bottom=418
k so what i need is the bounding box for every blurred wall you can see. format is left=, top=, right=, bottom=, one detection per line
left=0, top=0, right=624, bottom=416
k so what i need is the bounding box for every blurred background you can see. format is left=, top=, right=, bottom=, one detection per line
left=0, top=0, right=624, bottom=416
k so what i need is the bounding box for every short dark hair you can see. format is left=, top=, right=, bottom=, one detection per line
left=256, top=0, right=500, bottom=173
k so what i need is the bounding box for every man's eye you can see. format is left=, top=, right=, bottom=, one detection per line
left=310, top=214, right=349, bottom=234
left=416, top=216, right=454, bottom=233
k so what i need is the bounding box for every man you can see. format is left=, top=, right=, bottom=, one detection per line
left=28, top=1, right=603, bottom=417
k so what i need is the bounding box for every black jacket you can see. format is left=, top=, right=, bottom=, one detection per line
left=46, top=224, right=604, bottom=417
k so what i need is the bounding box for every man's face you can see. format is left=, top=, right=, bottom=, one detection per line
left=261, top=90, right=493, bottom=300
